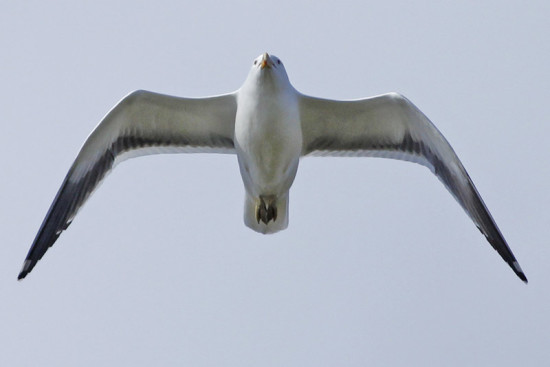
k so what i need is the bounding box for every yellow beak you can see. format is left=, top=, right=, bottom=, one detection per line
left=260, top=52, right=271, bottom=69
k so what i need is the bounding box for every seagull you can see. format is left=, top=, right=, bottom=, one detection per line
left=18, top=52, right=527, bottom=282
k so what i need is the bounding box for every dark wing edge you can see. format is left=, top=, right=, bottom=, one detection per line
left=300, top=93, right=527, bottom=283
left=18, top=90, right=237, bottom=280
left=18, top=150, right=114, bottom=280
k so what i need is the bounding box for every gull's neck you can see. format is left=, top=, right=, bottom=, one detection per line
left=240, top=69, right=295, bottom=100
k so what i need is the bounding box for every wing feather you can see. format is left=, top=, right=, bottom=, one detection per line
left=19, top=90, right=237, bottom=279
left=300, top=92, right=527, bottom=282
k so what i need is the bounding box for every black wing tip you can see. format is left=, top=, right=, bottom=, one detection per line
left=511, top=260, right=528, bottom=284
left=517, top=272, right=528, bottom=284
left=17, top=260, right=34, bottom=281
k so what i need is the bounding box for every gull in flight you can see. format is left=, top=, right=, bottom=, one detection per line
left=18, top=53, right=527, bottom=282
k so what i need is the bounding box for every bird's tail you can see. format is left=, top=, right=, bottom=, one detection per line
left=244, top=192, right=289, bottom=234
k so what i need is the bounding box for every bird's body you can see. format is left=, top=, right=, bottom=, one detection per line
left=235, top=54, right=302, bottom=232
left=18, top=53, right=527, bottom=282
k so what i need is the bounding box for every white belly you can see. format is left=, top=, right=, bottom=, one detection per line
left=234, top=93, right=302, bottom=197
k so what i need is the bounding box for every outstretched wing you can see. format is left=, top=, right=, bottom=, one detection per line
left=299, top=92, right=527, bottom=282
left=19, top=90, right=237, bottom=279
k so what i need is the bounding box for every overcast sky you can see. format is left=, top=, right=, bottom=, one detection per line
left=2, top=1, right=549, bottom=366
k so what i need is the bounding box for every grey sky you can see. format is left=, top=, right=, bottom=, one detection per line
left=2, top=1, right=549, bottom=366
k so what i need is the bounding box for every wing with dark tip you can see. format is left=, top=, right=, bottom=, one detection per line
left=19, top=90, right=237, bottom=279
left=299, top=92, right=527, bottom=282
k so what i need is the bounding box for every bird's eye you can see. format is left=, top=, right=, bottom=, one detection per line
left=254, top=60, right=258, bottom=65
left=277, top=60, right=281, bottom=65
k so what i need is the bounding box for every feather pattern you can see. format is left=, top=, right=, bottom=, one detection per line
left=300, top=92, right=527, bottom=282
left=18, top=90, right=236, bottom=279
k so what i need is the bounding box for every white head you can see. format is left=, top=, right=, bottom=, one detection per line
left=244, top=52, right=292, bottom=89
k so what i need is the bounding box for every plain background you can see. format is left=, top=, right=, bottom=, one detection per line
left=2, top=1, right=548, bottom=366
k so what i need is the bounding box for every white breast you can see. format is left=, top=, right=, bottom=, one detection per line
left=234, top=83, right=302, bottom=196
